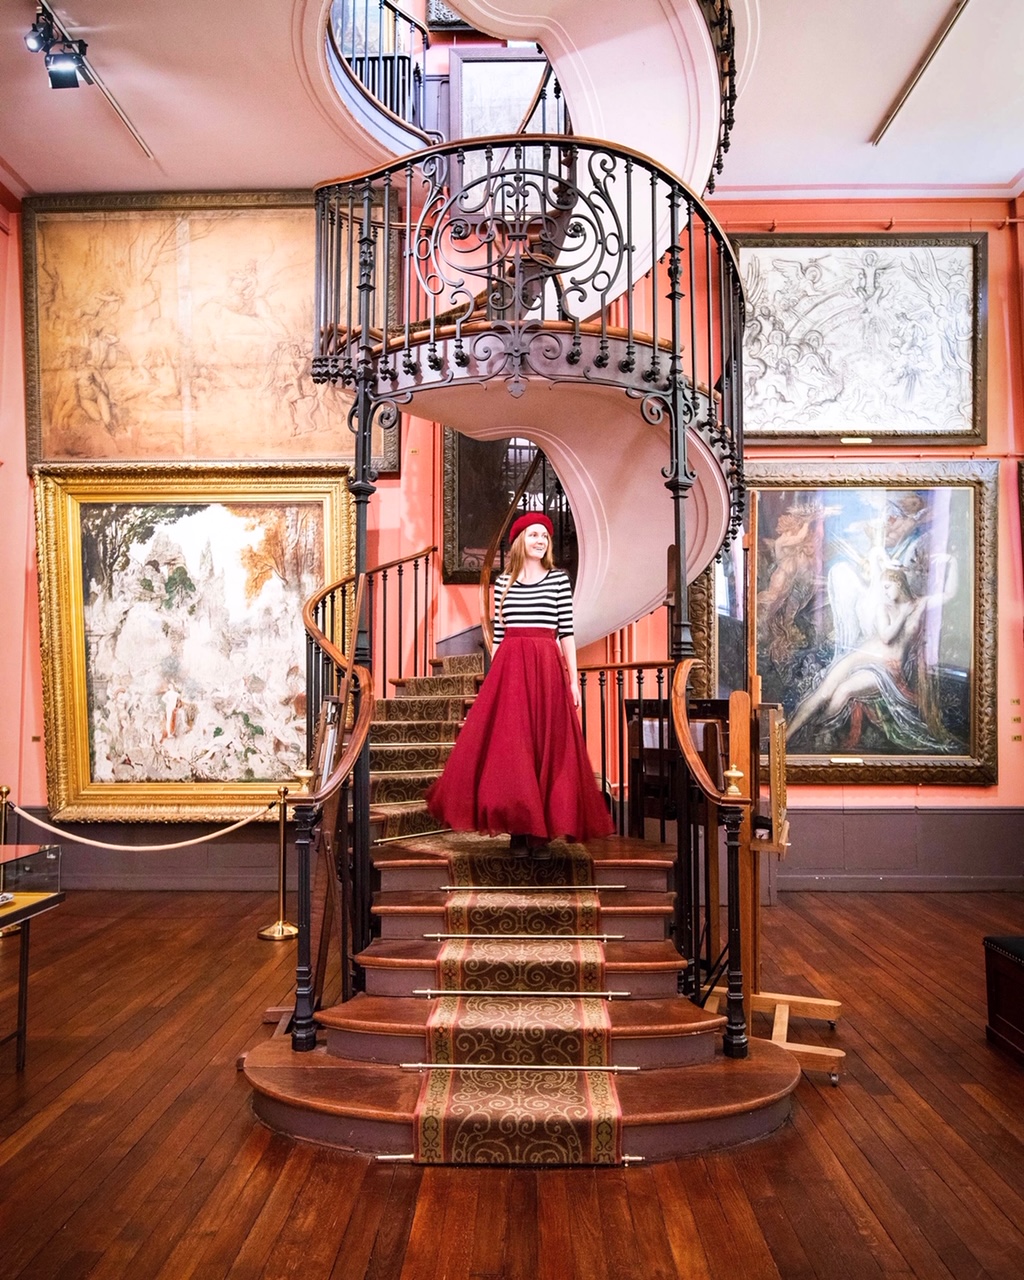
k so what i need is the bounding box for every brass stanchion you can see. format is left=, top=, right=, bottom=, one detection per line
left=258, top=783, right=301, bottom=941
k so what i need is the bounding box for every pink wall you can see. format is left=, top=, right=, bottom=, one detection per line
left=2, top=194, right=1022, bottom=818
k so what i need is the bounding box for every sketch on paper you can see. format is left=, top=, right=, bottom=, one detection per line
left=30, top=204, right=365, bottom=462
left=755, top=485, right=974, bottom=759
left=80, top=500, right=323, bottom=784
left=737, top=238, right=984, bottom=440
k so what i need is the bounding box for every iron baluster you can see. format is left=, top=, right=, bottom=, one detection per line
left=580, top=670, right=589, bottom=745
left=616, top=669, right=626, bottom=836
left=598, top=670, right=608, bottom=805
left=380, top=567, right=388, bottom=694
left=722, top=799, right=748, bottom=1057
left=291, top=801, right=319, bottom=1051
left=396, top=562, right=404, bottom=679
left=423, top=550, right=431, bottom=676
left=413, top=556, right=420, bottom=678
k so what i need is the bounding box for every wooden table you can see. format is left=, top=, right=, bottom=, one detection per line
left=0, top=845, right=64, bottom=1070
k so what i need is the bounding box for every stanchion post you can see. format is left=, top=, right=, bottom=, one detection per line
left=0, top=785, right=22, bottom=942
left=258, top=785, right=299, bottom=941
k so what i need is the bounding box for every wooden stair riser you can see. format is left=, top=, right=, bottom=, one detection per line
left=371, top=720, right=463, bottom=745
left=376, top=861, right=670, bottom=894
left=431, top=653, right=486, bottom=675
left=375, top=697, right=473, bottom=722
left=370, top=772, right=441, bottom=805
left=372, top=909, right=672, bottom=942
left=359, top=963, right=682, bottom=999
left=392, top=674, right=483, bottom=698
left=324, top=1025, right=718, bottom=1069
left=249, top=1042, right=798, bottom=1160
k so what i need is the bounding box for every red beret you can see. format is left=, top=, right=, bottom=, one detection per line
left=508, top=512, right=554, bottom=547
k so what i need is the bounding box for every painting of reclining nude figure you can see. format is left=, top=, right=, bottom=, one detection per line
left=744, top=461, right=998, bottom=785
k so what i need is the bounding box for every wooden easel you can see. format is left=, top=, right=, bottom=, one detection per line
left=674, top=492, right=845, bottom=1082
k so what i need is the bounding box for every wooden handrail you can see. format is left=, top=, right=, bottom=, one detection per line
left=671, top=659, right=750, bottom=808
left=578, top=659, right=674, bottom=675
left=302, top=543, right=437, bottom=639
left=477, top=453, right=544, bottom=654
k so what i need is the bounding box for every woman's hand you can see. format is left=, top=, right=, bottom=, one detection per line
left=570, top=678, right=581, bottom=708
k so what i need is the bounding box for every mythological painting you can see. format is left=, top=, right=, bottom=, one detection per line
left=35, top=465, right=354, bottom=820
left=22, top=194, right=397, bottom=471
left=733, top=234, right=987, bottom=444
left=740, top=461, right=998, bottom=785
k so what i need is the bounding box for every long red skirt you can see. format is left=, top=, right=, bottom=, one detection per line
left=425, top=628, right=614, bottom=843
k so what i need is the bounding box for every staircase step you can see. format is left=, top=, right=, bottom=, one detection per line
left=355, top=938, right=686, bottom=998
left=373, top=835, right=672, bottom=893
left=371, top=720, right=464, bottom=745
left=369, top=742, right=454, bottom=772
left=318, top=994, right=725, bottom=1068
left=370, top=803, right=444, bottom=841
left=370, top=770, right=442, bottom=805
left=431, top=653, right=485, bottom=675
left=371, top=889, right=675, bottom=941
left=245, top=1036, right=800, bottom=1161
left=375, top=697, right=473, bottom=722
left=392, top=674, right=483, bottom=697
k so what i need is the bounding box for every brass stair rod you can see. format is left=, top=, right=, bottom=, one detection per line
left=258, top=785, right=299, bottom=941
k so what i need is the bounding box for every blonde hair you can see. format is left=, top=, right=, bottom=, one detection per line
left=497, top=527, right=554, bottom=624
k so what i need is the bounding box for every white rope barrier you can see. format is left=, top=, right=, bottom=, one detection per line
left=8, top=800, right=278, bottom=852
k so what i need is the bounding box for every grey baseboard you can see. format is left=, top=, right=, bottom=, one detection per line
left=779, top=807, right=1024, bottom=891
left=8, top=806, right=286, bottom=892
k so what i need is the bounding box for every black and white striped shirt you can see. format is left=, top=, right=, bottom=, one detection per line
left=492, top=570, right=575, bottom=646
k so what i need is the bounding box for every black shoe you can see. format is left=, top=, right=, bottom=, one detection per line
left=509, top=834, right=529, bottom=859
left=530, top=841, right=552, bottom=862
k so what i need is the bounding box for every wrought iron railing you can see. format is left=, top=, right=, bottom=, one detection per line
left=696, top=0, right=737, bottom=194
left=517, top=63, right=571, bottom=138
left=314, top=134, right=746, bottom=655
left=328, top=0, right=430, bottom=133
left=290, top=576, right=374, bottom=1050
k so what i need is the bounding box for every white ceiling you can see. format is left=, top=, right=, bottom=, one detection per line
left=1, top=0, right=1022, bottom=201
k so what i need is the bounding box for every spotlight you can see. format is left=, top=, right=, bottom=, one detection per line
left=23, top=12, right=54, bottom=54
left=45, top=39, right=91, bottom=89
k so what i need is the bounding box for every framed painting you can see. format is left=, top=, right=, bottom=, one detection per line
left=732, top=234, right=987, bottom=444
left=724, top=460, right=998, bottom=785
left=35, top=464, right=354, bottom=820
left=21, top=192, right=399, bottom=473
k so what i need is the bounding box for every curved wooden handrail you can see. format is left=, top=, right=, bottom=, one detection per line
left=477, top=452, right=544, bottom=654
left=302, top=544, right=437, bottom=634
left=578, top=659, right=674, bottom=675
left=671, top=658, right=749, bottom=808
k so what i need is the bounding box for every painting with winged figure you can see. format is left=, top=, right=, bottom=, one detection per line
left=734, top=234, right=987, bottom=443
left=741, top=462, right=997, bottom=785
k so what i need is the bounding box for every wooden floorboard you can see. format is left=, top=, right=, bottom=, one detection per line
left=1, top=889, right=1023, bottom=1279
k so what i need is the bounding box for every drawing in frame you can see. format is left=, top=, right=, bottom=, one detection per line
left=21, top=192, right=399, bottom=474
left=732, top=233, right=987, bottom=445
left=723, top=460, right=998, bottom=785
left=35, top=464, right=354, bottom=821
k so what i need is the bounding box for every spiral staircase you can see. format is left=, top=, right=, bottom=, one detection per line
left=242, top=0, right=807, bottom=1164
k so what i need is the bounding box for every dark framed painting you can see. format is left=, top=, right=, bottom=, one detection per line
left=719, top=460, right=998, bottom=785
left=21, top=192, right=399, bottom=473
left=35, top=463, right=354, bottom=820
left=732, top=234, right=988, bottom=445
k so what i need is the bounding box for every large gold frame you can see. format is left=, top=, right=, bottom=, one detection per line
left=35, top=464, right=354, bottom=821
left=742, top=459, right=998, bottom=785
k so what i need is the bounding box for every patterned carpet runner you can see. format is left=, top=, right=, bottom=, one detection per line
left=413, top=839, right=623, bottom=1165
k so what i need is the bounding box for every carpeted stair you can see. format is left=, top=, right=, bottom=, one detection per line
left=368, top=653, right=483, bottom=841
left=245, top=830, right=803, bottom=1163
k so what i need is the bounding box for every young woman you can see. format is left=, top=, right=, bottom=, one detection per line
left=425, top=513, right=613, bottom=854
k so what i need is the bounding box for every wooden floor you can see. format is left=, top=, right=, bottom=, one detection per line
left=2, top=887, right=1023, bottom=1279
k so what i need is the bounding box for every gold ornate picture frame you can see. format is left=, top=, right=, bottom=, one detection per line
left=35, top=464, right=354, bottom=820
left=732, top=460, right=998, bottom=785
left=22, top=192, right=399, bottom=473
left=733, top=233, right=988, bottom=445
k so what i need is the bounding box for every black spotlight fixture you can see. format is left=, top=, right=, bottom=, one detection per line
left=23, top=10, right=55, bottom=54
left=44, top=39, right=92, bottom=89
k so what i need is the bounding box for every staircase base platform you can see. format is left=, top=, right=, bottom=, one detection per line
left=244, top=1032, right=800, bottom=1163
